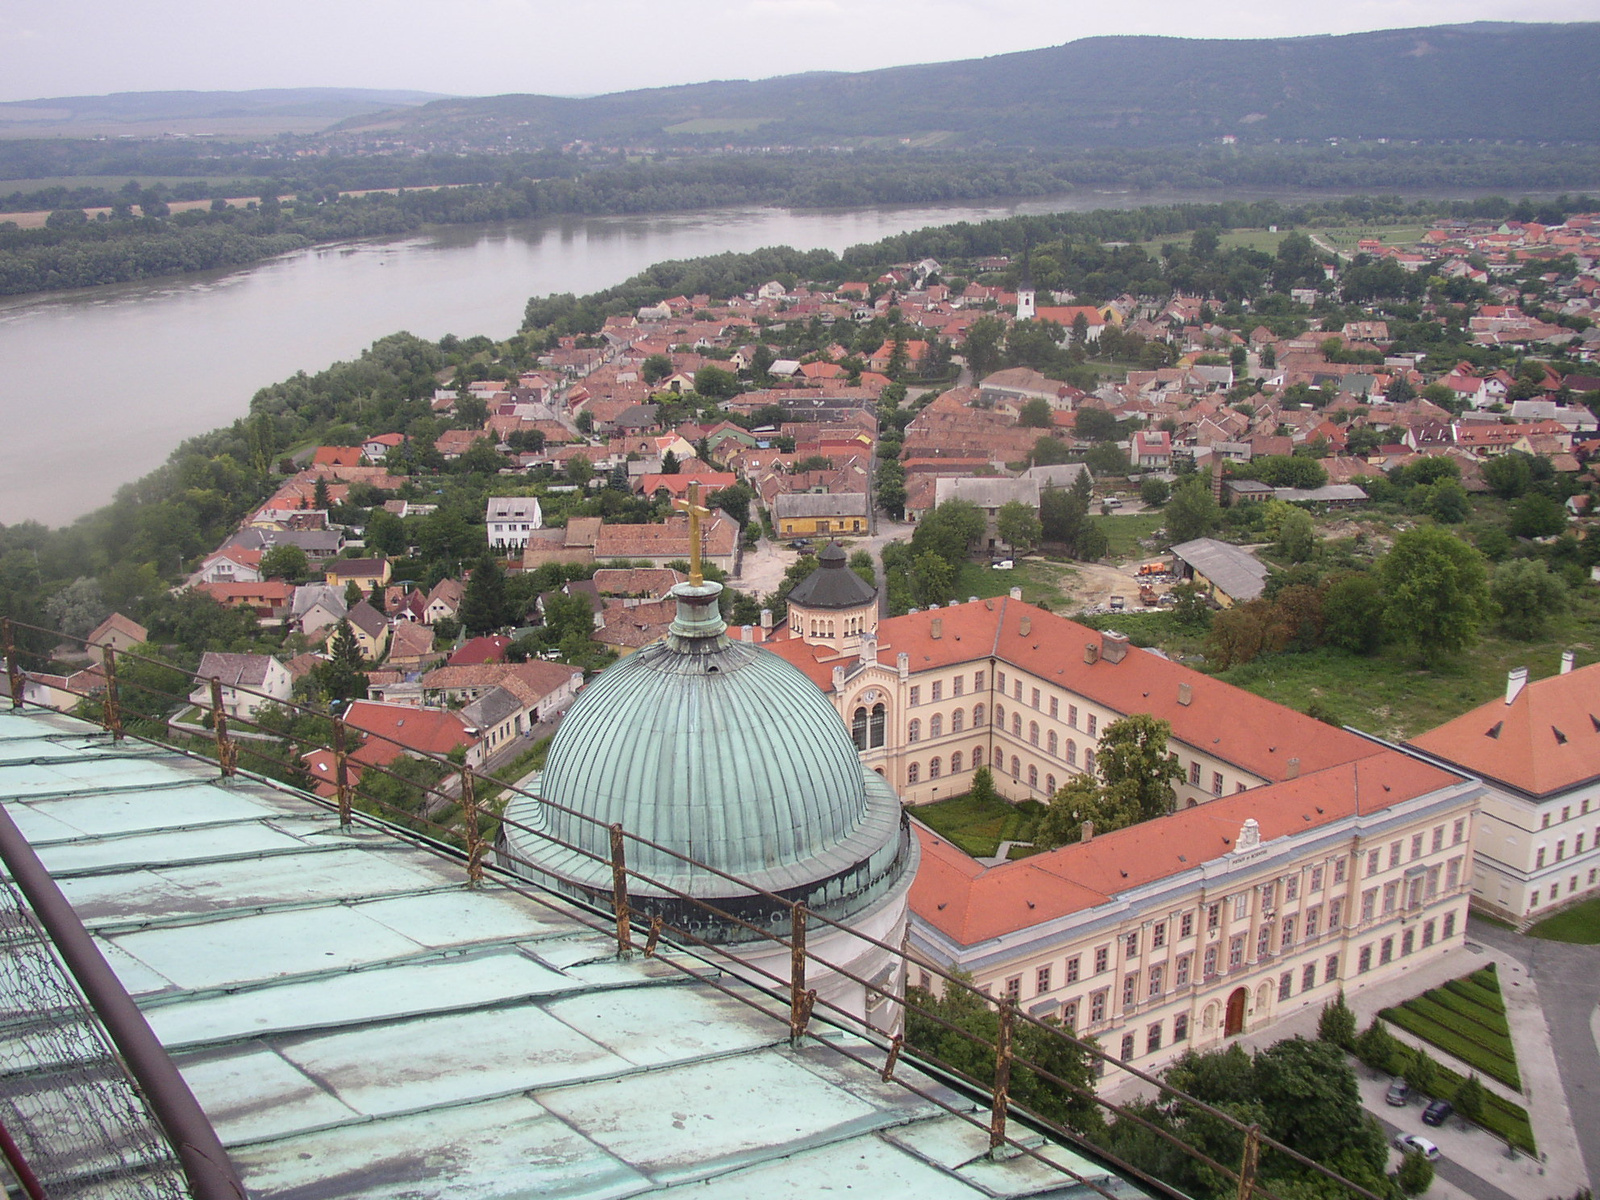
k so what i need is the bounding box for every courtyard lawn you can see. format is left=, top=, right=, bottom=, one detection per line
left=1526, top=897, right=1600, bottom=944
left=912, top=791, right=1042, bottom=859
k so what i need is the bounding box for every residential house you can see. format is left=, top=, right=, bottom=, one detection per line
left=773, top=492, right=870, bottom=539
left=419, top=661, right=583, bottom=722
left=301, top=700, right=480, bottom=794
left=325, top=559, right=393, bottom=592
left=1131, top=430, right=1173, bottom=469
left=385, top=623, right=440, bottom=672
left=930, top=477, right=1041, bottom=549
left=195, top=547, right=262, bottom=585
left=485, top=496, right=544, bottom=551
left=291, top=584, right=348, bottom=640
left=331, top=600, right=391, bottom=662
left=424, top=579, right=465, bottom=627
left=84, top=613, right=147, bottom=665
left=191, top=581, right=295, bottom=622
left=188, top=652, right=293, bottom=721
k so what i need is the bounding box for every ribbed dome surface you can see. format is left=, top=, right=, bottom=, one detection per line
left=536, top=630, right=871, bottom=885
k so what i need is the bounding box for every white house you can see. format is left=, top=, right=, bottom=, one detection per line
left=486, top=496, right=544, bottom=551
left=189, top=653, right=293, bottom=721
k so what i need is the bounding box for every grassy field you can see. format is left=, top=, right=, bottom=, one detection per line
left=1526, top=897, right=1600, bottom=944
left=1098, top=513, right=1164, bottom=562
left=1136, top=222, right=1428, bottom=259
left=953, top=558, right=1084, bottom=609
left=913, top=791, right=1043, bottom=858
left=1, top=175, right=267, bottom=196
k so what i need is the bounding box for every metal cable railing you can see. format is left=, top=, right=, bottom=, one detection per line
left=1, top=616, right=1393, bottom=1200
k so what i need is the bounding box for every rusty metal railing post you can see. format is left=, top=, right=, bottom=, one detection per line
left=332, top=719, right=352, bottom=829
left=208, top=679, right=237, bottom=778
left=0, top=1116, right=47, bottom=1200
left=460, top=769, right=483, bottom=888
left=1237, top=1123, right=1261, bottom=1200
left=789, top=904, right=815, bottom=1045
left=608, top=823, right=632, bottom=954
left=2, top=619, right=23, bottom=710
left=100, top=647, right=124, bottom=741
left=880, top=1033, right=903, bottom=1083
left=989, top=999, right=1015, bottom=1152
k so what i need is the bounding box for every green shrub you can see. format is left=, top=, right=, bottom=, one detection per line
left=1405, top=994, right=1513, bottom=1049
left=1421, top=987, right=1511, bottom=1038
left=1318, top=990, right=1357, bottom=1050
left=1395, top=1149, right=1434, bottom=1196
left=1379, top=1008, right=1521, bottom=1090
left=1443, top=977, right=1507, bottom=1018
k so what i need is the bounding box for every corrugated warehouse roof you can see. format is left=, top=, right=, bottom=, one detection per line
left=1169, top=538, right=1269, bottom=602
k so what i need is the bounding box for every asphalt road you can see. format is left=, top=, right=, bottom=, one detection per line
left=1373, top=1113, right=1525, bottom=1200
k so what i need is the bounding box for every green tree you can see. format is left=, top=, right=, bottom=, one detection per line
left=1395, top=1149, right=1435, bottom=1197
left=876, top=458, right=907, bottom=519
left=1482, top=451, right=1534, bottom=499
left=961, top=317, right=1006, bottom=380
left=365, top=508, right=407, bottom=557
left=641, top=353, right=673, bottom=384
left=1139, top=477, right=1171, bottom=507
left=1274, top=507, right=1316, bottom=563
left=313, top=475, right=332, bottom=512
left=1403, top=1046, right=1438, bottom=1096
left=565, top=454, right=593, bottom=486
left=1096, top=713, right=1185, bottom=822
left=1164, top=476, right=1221, bottom=543
left=1490, top=557, right=1566, bottom=638
left=1032, top=773, right=1139, bottom=849
left=1427, top=480, right=1471, bottom=524
left=541, top=590, right=597, bottom=647
left=1170, top=581, right=1212, bottom=630
left=996, top=501, right=1042, bottom=554
left=912, top=499, right=984, bottom=567
left=1453, top=1073, right=1486, bottom=1123
left=848, top=549, right=877, bottom=590
left=660, top=449, right=681, bottom=475
left=344, top=579, right=366, bottom=608
left=1379, top=526, right=1491, bottom=663
left=43, top=577, right=108, bottom=640
left=1317, top=991, right=1357, bottom=1050
left=909, top=551, right=955, bottom=608
left=1017, top=398, right=1054, bottom=428
left=1508, top=492, right=1566, bottom=539
left=1322, top=572, right=1385, bottom=654
left=1073, top=407, right=1119, bottom=442
left=258, top=543, right=309, bottom=583
left=693, top=365, right=738, bottom=399
left=318, top=619, right=369, bottom=703
left=460, top=554, right=511, bottom=635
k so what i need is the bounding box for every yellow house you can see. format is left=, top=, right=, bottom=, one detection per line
left=325, top=558, right=392, bottom=591
left=773, top=492, right=869, bottom=538
left=327, top=600, right=391, bottom=662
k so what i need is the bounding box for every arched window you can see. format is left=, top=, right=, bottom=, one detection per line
left=972, top=746, right=984, bottom=768
left=907, top=761, right=920, bottom=784
left=1085, top=749, right=1096, bottom=774
left=930, top=714, right=943, bottom=738
left=1066, top=739, right=1077, bottom=766
left=869, top=703, right=886, bottom=749
left=994, top=705, right=1004, bottom=729
left=973, top=703, right=986, bottom=727
left=1047, top=730, right=1058, bottom=756
left=1012, top=713, right=1022, bottom=736
left=1029, top=721, right=1039, bottom=746
left=1011, top=755, right=1021, bottom=780
left=951, top=708, right=964, bottom=733
left=1028, top=765, right=1038, bottom=789
left=951, top=751, right=964, bottom=773
left=930, top=757, right=942, bottom=779
left=1046, top=773, right=1056, bottom=795
left=907, top=719, right=921, bottom=744
left=851, top=707, right=869, bottom=751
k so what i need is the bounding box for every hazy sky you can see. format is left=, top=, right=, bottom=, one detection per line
left=3, top=0, right=1596, bottom=102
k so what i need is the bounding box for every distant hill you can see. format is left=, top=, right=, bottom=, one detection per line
left=0, top=89, right=449, bottom=139
left=330, top=23, right=1600, bottom=150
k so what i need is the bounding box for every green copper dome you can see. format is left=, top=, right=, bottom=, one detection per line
left=502, top=581, right=909, bottom=937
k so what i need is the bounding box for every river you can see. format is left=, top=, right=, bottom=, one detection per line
left=0, top=186, right=1542, bottom=526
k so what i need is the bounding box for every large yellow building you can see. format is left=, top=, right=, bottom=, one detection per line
left=768, top=595, right=1481, bottom=1072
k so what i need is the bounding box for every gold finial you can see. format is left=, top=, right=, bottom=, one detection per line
left=673, top=481, right=711, bottom=586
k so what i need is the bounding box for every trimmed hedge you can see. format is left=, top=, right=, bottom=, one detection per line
left=1429, top=1061, right=1537, bottom=1157
left=1444, top=977, right=1506, bottom=1017
left=1380, top=1006, right=1522, bottom=1090
left=1410, top=991, right=1512, bottom=1043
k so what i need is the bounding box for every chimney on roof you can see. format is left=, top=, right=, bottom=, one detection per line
left=760, top=608, right=773, bottom=630
left=897, top=651, right=910, bottom=680
left=931, top=618, right=943, bottom=640
left=1506, top=666, right=1529, bottom=705
left=1286, top=757, right=1300, bottom=779
left=1009, top=587, right=1022, bottom=600
left=741, top=624, right=753, bottom=642
left=1084, top=642, right=1100, bottom=665
left=1177, top=682, right=1192, bottom=706
left=1101, top=631, right=1129, bottom=665
left=1019, top=617, right=1031, bottom=637
left=1081, top=821, right=1094, bottom=843
left=1561, top=650, right=1575, bottom=675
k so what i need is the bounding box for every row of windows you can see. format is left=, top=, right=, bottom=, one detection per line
left=1530, top=867, right=1598, bottom=909
left=1358, top=856, right=1464, bottom=921
left=1355, top=912, right=1457, bottom=972
left=1535, top=828, right=1599, bottom=869
left=908, top=670, right=986, bottom=707
left=1540, top=798, right=1593, bottom=829
left=1365, top=820, right=1468, bottom=876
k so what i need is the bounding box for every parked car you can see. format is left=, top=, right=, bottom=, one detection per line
left=991, top=559, right=1015, bottom=571
left=1103, top=497, right=1124, bottom=508
left=786, top=539, right=812, bottom=550
left=1421, top=1099, right=1454, bottom=1126
left=1385, top=1079, right=1411, bottom=1106
left=1393, top=1133, right=1441, bottom=1161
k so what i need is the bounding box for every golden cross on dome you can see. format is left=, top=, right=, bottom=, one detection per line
left=673, top=481, right=710, bottom=586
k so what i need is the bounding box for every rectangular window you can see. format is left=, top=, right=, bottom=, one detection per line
left=1204, top=945, right=1219, bottom=977
left=1120, top=1033, right=1135, bottom=1061
left=1432, top=826, right=1445, bottom=853
left=1557, top=839, right=1567, bottom=862
left=931, top=681, right=943, bottom=702
left=1122, top=974, right=1137, bottom=1007
left=1278, top=971, right=1292, bottom=1001
left=1036, top=964, right=1052, bottom=995
left=1422, top=920, right=1436, bottom=948
left=1361, top=889, right=1377, bottom=922
left=1031, top=687, right=1040, bottom=709
left=1260, top=881, right=1276, bottom=908
left=1446, top=857, right=1462, bottom=889
left=1302, top=963, right=1317, bottom=992
left=1180, top=911, right=1194, bottom=938
left=1310, top=865, right=1324, bottom=892
left=974, top=671, right=985, bottom=690
left=1305, top=906, right=1320, bottom=938
left=1564, top=805, right=1571, bottom=822
left=1091, top=991, right=1106, bottom=1023
left=1066, top=956, right=1080, bottom=984
left=1152, top=922, right=1167, bottom=949
left=1542, top=812, right=1551, bottom=829
left=1411, top=833, right=1424, bottom=861
left=1147, top=1023, right=1162, bottom=1054
left=1257, top=925, right=1271, bottom=959
left=1207, top=903, right=1221, bottom=932
left=1233, top=893, right=1249, bottom=922
left=1367, top=849, right=1382, bottom=877
left=1328, top=899, right=1342, bottom=931
left=1333, top=858, right=1347, bottom=885
left=1212, top=771, right=1224, bottom=797
left=1401, top=928, right=1415, bottom=957
left=1285, top=876, right=1299, bottom=902
left=1537, top=847, right=1547, bottom=869
left=909, top=686, right=921, bottom=707
left=1148, top=965, right=1163, bottom=999
left=1390, top=841, right=1402, bottom=869
left=1094, top=946, right=1109, bottom=974
left=1281, top=917, right=1296, bottom=950
left=1005, top=976, right=1021, bottom=1002
left=1126, top=932, right=1139, bottom=957
left=1578, top=834, right=1586, bottom=855
left=1087, top=714, right=1098, bottom=737
left=1176, top=953, right=1191, bottom=987
left=1049, top=696, right=1058, bottom=718
left=1358, top=945, right=1372, bottom=973
left=1174, top=1013, right=1189, bottom=1042
left=1426, top=865, right=1441, bottom=898
left=952, top=676, right=964, bottom=697
left=1326, top=954, right=1340, bottom=984
left=997, top=671, right=1006, bottom=693
left=1068, top=704, right=1078, bottom=728
left=1453, top=818, right=1465, bottom=845
left=1228, top=935, right=1244, bottom=970
left=1382, top=881, right=1398, bottom=914
left=1190, top=761, right=1201, bottom=786
left=1443, top=912, right=1456, bottom=939
left=1379, top=937, right=1393, bottom=965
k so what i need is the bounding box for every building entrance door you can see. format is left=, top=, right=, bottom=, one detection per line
left=1225, top=987, right=1247, bottom=1037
